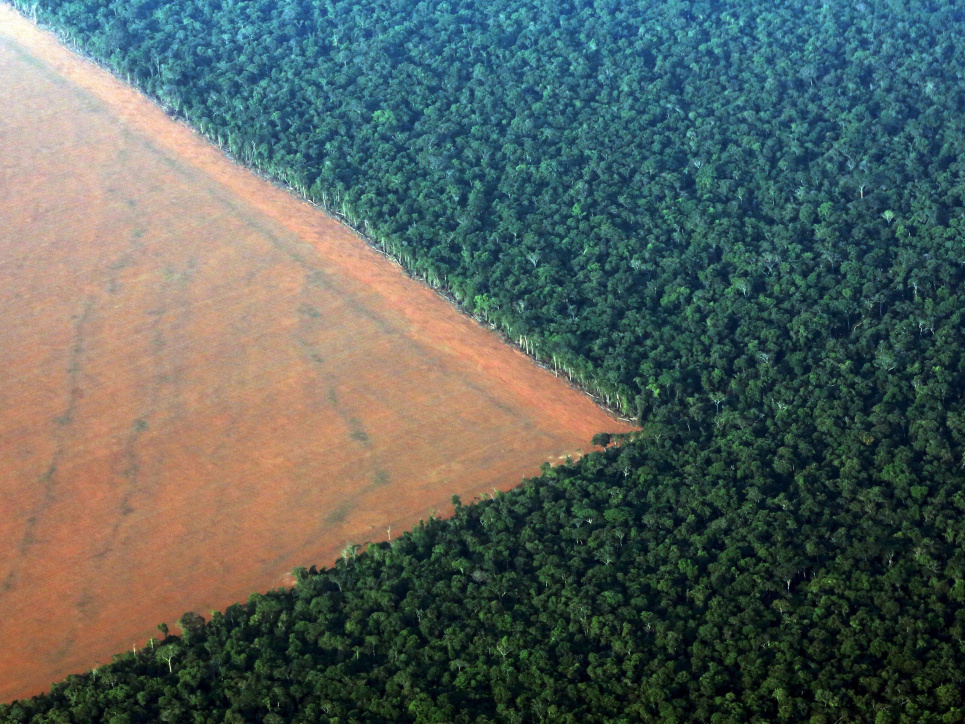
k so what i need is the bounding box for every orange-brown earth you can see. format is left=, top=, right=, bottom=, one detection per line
left=0, top=7, right=634, bottom=703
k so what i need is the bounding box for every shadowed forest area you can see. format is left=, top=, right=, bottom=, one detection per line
left=2, top=0, right=965, bottom=721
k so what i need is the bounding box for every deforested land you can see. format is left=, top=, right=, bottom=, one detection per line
left=0, top=6, right=629, bottom=704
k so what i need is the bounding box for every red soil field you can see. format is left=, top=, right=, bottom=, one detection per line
left=0, top=7, right=634, bottom=703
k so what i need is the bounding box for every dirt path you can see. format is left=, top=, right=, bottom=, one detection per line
left=0, top=6, right=633, bottom=703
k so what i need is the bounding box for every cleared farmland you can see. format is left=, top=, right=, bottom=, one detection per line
left=0, top=9, right=633, bottom=703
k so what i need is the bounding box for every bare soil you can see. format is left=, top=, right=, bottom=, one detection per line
left=0, top=7, right=634, bottom=703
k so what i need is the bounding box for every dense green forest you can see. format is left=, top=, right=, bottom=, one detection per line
left=3, top=0, right=965, bottom=720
